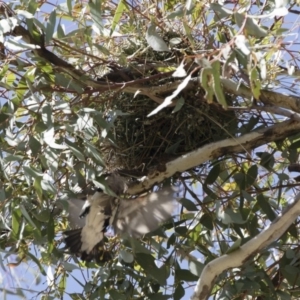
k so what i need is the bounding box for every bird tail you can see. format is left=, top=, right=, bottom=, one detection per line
left=64, top=229, right=112, bottom=262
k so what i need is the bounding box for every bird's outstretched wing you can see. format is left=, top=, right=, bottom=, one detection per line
left=66, top=198, right=86, bottom=229
left=114, top=187, right=175, bottom=237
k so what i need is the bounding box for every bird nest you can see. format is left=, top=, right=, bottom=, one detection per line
left=88, top=35, right=238, bottom=174
left=98, top=87, right=237, bottom=174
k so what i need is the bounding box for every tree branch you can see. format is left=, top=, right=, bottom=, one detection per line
left=128, top=119, right=300, bottom=193
left=221, top=78, right=300, bottom=113
left=190, top=192, right=300, bottom=300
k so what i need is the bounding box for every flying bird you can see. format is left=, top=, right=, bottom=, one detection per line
left=63, top=175, right=176, bottom=262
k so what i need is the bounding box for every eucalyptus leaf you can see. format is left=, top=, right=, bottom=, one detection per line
left=146, top=23, right=169, bottom=52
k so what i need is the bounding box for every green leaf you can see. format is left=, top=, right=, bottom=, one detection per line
left=277, top=291, right=292, bottom=300
left=250, top=67, right=261, bottom=99
left=58, top=274, right=66, bottom=295
left=174, top=283, right=185, bottom=300
left=33, top=177, right=43, bottom=200
left=56, top=22, right=65, bottom=38
left=55, top=73, right=84, bottom=92
left=33, top=210, right=50, bottom=222
left=65, top=139, right=85, bottom=161
left=212, top=60, right=227, bottom=108
left=175, top=226, right=188, bottom=236
left=277, top=173, right=289, bottom=181
left=146, top=23, right=169, bottom=52
left=203, top=185, right=218, bottom=200
left=123, top=237, right=152, bottom=254
left=165, top=139, right=183, bottom=154
left=148, top=294, right=172, bottom=300
left=257, top=194, right=277, bottom=221
left=175, top=269, right=198, bottom=282
left=89, top=0, right=103, bottom=32
left=200, top=66, right=214, bottom=103
left=27, top=252, right=46, bottom=275
left=167, top=8, right=184, bottom=19
left=62, top=262, right=80, bottom=271
left=246, top=165, right=258, bottom=187
left=200, top=213, right=214, bottom=230
left=35, top=121, right=48, bottom=133
left=234, top=13, right=267, bottom=38
left=287, top=223, right=298, bottom=239
left=172, top=97, right=185, bottom=113
left=110, top=0, right=127, bottom=36
left=282, top=265, right=300, bottom=286
left=66, top=0, right=72, bottom=15
left=224, top=208, right=246, bottom=224
left=28, top=0, right=38, bottom=14
left=0, top=113, right=10, bottom=128
left=233, top=172, right=246, bottom=190
left=84, top=141, right=105, bottom=166
left=206, top=164, right=220, bottom=184
left=155, top=264, right=170, bottom=286
left=135, top=253, right=157, bottom=271
left=189, top=260, right=204, bottom=277
left=255, top=152, right=275, bottom=170
left=242, top=190, right=255, bottom=202
left=92, top=44, right=110, bottom=56
left=41, top=179, right=56, bottom=194
left=23, top=166, right=43, bottom=180
left=289, top=139, right=300, bottom=149
left=4, top=154, right=24, bottom=162
left=20, top=205, right=37, bottom=229
left=45, top=9, right=56, bottom=44
left=47, top=216, right=54, bottom=253
left=179, top=198, right=198, bottom=211
left=109, top=290, right=127, bottom=300
left=167, top=233, right=176, bottom=248
left=135, top=253, right=168, bottom=285
left=211, top=3, right=232, bottom=19
left=226, top=238, right=242, bottom=253
left=25, top=18, right=44, bottom=44
left=119, top=250, right=134, bottom=263
left=12, top=206, right=22, bottom=236
left=29, top=136, right=41, bottom=156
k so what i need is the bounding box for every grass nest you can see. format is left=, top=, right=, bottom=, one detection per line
left=93, top=34, right=238, bottom=174
left=99, top=87, right=237, bottom=174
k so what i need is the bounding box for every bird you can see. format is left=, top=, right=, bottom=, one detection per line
left=63, top=174, right=176, bottom=262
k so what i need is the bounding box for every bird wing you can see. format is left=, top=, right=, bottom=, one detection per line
left=66, top=198, right=86, bottom=229
left=113, top=187, right=175, bottom=237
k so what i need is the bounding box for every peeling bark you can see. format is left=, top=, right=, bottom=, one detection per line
left=190, top=192, right=300, bottom=300
left=128, top=119, right=300, bottom=193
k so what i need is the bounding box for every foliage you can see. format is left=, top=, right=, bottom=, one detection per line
left=0, top=0, right=300, bottom=299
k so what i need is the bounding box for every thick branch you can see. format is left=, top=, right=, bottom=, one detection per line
left=128, top=119, right=300, bottom=193
left=221, top=78, right=300, bottom=113
left=190, top=192, right=300, bottom=300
